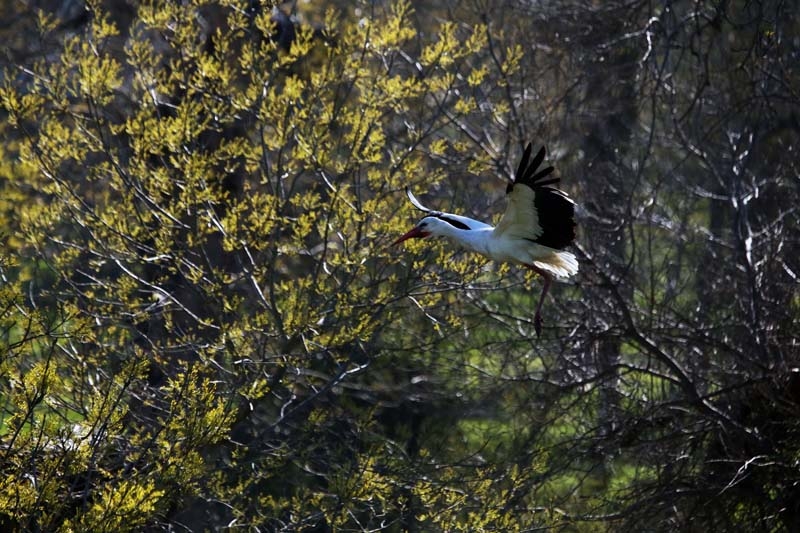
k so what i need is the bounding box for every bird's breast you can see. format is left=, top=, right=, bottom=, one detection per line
left=486, top=234, right=520, bottom=263
left=486, top=231, right=553, bottom=264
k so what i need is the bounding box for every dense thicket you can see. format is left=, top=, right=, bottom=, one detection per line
left=1, top=0, right=798, bottom=531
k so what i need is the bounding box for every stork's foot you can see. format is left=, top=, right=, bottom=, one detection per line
left=534, top=312, right=543, bottom=338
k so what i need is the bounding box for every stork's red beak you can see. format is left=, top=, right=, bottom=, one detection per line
left=392, top=226, right=430, bottom=245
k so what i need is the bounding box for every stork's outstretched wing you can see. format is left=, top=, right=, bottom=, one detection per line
left=405, top=187, right=440, bottom=215
left=494, top=144, right=576, bottom=250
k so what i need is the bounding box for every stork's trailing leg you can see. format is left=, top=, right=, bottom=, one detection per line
left=527, top=265, right=552, bottom=338
left=534, top=275, right=552, bottom=337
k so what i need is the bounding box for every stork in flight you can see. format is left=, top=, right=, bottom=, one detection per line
left=393, top=143, right=578, bottom=337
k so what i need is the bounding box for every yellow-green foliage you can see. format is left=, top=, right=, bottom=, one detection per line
left=64, top=479, right=165, bottom=533
left=0, top=0, right=561, bottom=530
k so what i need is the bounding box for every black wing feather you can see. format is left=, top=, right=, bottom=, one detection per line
left=526, top=146, right=546, bottom=181
left=508, top=143, right=560, bottom=192
left=514, top=143, right=533, bottom=185
left=533, top=175, right=559, bottom=187
left=532, top=165, right=555, bottom=182
left=531, top=187, right=576, bottom=249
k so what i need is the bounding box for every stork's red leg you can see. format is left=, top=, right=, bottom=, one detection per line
left=526, top=265, right=552, bottom=338
left=534, top=275, right=552, bottom=337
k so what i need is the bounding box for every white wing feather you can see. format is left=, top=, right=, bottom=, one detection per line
left=405, top=188, right=435, bottom=213
left=493, top=185, right=543, bottom=241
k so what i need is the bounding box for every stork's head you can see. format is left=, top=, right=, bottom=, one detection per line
left=394, top=213, right=475, bottom=245
left=393, top=216, right=437, bottom=245
left=394, top=188, right=474, bottom=245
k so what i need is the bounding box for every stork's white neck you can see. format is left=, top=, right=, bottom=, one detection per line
left=453, top=227, right=494, bottom=256
left=425, top=214, right=494, bottom=256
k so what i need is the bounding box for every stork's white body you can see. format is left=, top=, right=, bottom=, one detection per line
left=395, top=143, right=578, bottom=336
left=412, top=215, right=578, bottom=279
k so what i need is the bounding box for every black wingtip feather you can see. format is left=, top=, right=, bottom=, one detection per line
left=534, top=177, right=559, bottom=187
left=515, top=143, right=533, bottom=182
left=527, top=147, right=546, bottom=180
left=532, top=165, right=554, bottom=181
left=511, top=144, right=560, bottom=190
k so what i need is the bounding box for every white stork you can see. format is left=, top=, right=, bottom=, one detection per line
left=393, top=143, right=578, bottom=337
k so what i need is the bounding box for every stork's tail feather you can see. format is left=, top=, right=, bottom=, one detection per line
left=532, top=251, right=578, bottom=280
